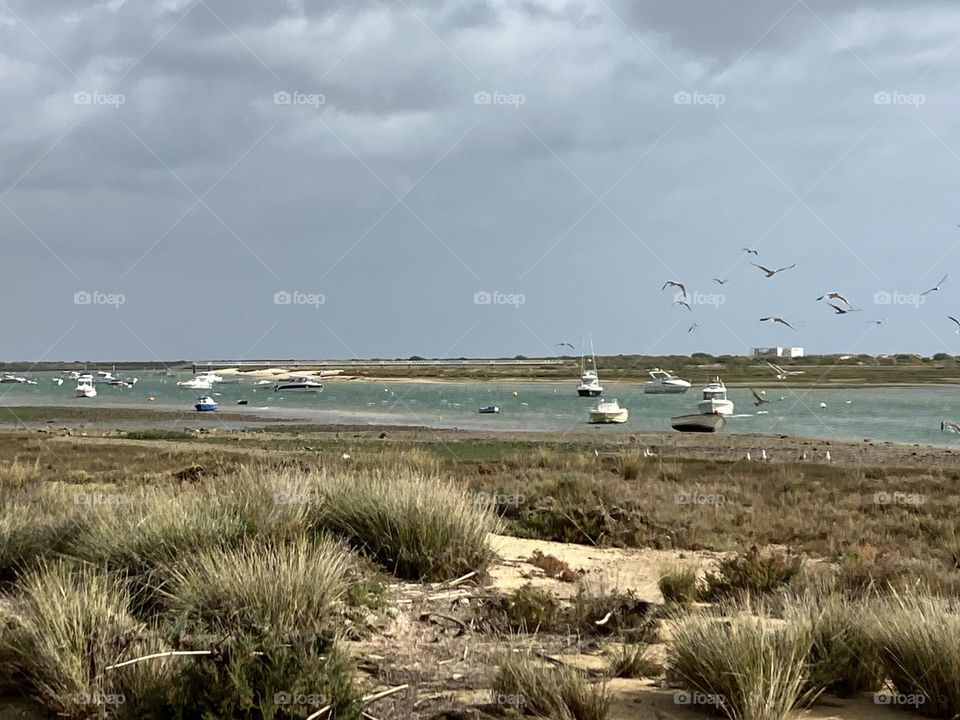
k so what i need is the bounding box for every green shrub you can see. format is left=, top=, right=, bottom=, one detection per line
left=495, top=652, right=610, bottom=720
left=702, top=549, right=802, bottom=601
left=658, top=563, right=701, bottom=605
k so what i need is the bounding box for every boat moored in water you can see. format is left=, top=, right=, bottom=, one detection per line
left=75, top=377, right=97, bottom=398
left=478, top=405, right=500, bottom=414
left=696, top=378, right=734, bottom=416
left=643, top=368, right=692, bottom=394
left=274, top=377, right=323, bottom=393
left=194, top=395, right=218, bottom=411
left=589, top=398, right=629, bottom=424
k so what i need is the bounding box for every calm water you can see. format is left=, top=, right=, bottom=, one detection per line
left=2, top=372, right=960, bottom=446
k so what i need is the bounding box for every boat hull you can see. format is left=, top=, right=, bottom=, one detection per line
left=671, top=413, right=726, bottom=433
left=577, top=388, right=603, bottom=397
left=644, top=383, right=691, bottom=394
left=589, top=409, right=629, bottom=424
left=697, top=399, right=734, bottom=416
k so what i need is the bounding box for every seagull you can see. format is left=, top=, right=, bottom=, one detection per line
left=341, top=452, right=351, bottom=460
left=949, top=316, right=960, bottom=333
left=921, top=274, right=949, bottom=296
left=675, top=300, right=692, bottom=311
left=555, top=342, right=576, bottom=350
left=643, top=448, right=657, bottom=457
left=713, top=278, right=729, bottom=285
left=816, top=291, right=852, bottom=307
left=749, top=389, right=769, bottom=407
left=827, top=303, right=860, bottom=315
left=760, top=449, right=768, bottom=461
left=869, top=318, right=889, bottom=326
left=661, top=281, right=686, bottom=297
left=688, top=322, right=699, bottom=333
left=745, top=452, right=752, bottom=461
left=752, top=262, right=796, bottom=278
left=825, top=450, right=832, bottom=462
left=760, top=316, right=795, bottom=329
left=742, top=248, right=759, bottom=255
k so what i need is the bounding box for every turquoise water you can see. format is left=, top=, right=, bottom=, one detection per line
left=2, top=372, right=960, bottom=445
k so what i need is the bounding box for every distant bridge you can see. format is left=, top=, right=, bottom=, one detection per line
left=192, top=358, right=568, bottom=371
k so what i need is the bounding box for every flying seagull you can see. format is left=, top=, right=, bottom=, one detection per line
left=752, top=262, right=796, bottom=278
left=555, top=342, right=575, bottom=350
left=949, top=316, right=960, bottom=333
left=760, top=316, right=795, bottom=329
left=713, top=278, right=729, bottom=285
left=688, top=322, right=699, bottom=333
left=742, top=248, right=759, bottom=255
left=868, top=318, right=889, bottom=326
left=661, top=281, right=686, bottom=297
left=827, top=303, right=860, bottom=315
left=921, top=274, right=949, bottom=296
left=749, top=389, right=770, bottom=407
left=674, top=300, right=692, bottom=311
left=816, top=291, right=852, bottom=307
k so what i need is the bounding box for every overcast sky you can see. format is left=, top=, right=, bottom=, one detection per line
left=3, top=0, right=960, bottom=362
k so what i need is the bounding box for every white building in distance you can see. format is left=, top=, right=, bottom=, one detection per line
left=753, top=347, right=805, bottom=359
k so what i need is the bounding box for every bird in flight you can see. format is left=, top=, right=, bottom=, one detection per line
left=868, top=318, right=889, bottom=326
left=688, top=322, right=699, bottom=333
left=752, top=262, right=796, bottom=278
left=742, top=248, right=759, bottom=255
left=949, top=316, right=960, bottom=333
left=713, top=278, right=729, bottom=285
left=827, top=303, right=860, bottom=315
left=661, top=281, right=686, bottom=297
left=921, top=274, right=949, bottom=296
left=555, top=342, right=575, bottom=350
left=749, top=389, right=770, bottom=407
left=674, top=300, right=692, bottom=311
left=760, top=316, right=795, bottom=329
left=816, top=291, right=852, bottom=307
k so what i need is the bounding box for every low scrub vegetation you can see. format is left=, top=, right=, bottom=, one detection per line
left=495, top=651, right=611, bottom=720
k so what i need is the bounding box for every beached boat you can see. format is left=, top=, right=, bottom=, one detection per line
left=274, top=377, right=323, bottom=393
left=478, top=405, right=500, bottom=414
left=194, top=395, right=218, bottom=411
left=75, top=377, right=97, bottom=398
left=670, top=412, right=726, bottom=433
left=696, top=378, right=734, bottom=416
left=589, top=398, right=628, bottom=424
left=643, top=368, right=692, bottom=394
left=178, top=376, right=214, bottom=390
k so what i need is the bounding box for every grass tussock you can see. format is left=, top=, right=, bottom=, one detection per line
left=315, top=469, right=499, bottom=581
left=701, top=548, right=802, bottom=601
left=870, top=594, right=960, bottom=718
left=605, top=643, right=657, bottom=679
left=495, top=651, right=611, bottom=720
left=667, top=605, right=814, bottom=720
left=658, top=563, right=701, bottom=605
left=0, top=559, right=169, bottom=718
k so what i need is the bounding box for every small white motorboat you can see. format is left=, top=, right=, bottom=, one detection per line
left=576, top=338, right=604, bottom=396
left=478, top=405, right=500, bottom=414
left=643, top=368, right=692, bottom=394
left=274, top=377, right=323, bottom=393
left=195, top=395, right=218, bottom=411
left=178, top=376, right=214, bottom=390
left=589, top=398, right=629, bottom=424
left=75, top=377, right=97, bottom=398
left=696, top=378, right=734, bottom=416
left=0, top=374, right=28, bottom=384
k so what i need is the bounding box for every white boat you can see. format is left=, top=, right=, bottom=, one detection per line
left=644, top=368, right=692, bottom=394
left=274, top=377, right=323, bottom=393
left=0, top=374, right=28, bottom=384
left=576, top=337, right=604, bottom=397
left=195, top=371, right=224, bottom=384
left=195, top=395, right=218, bottom=411
left=75, top=377, right=97, bottom=398
left=95, top=371, right=117, bottom=383
left=696, top=378, right=735, bottom=416
left=589, top=398, right=629, bottom=424
left=178, top=376, right=214, bottom=390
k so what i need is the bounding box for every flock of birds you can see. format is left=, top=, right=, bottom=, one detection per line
left=659, top=247, right=954, bottom=335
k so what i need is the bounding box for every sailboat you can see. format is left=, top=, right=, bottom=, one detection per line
left=576, top=336, right=604, bottom=397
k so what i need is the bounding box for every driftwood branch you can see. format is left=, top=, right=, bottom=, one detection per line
left=104, top=650, right=213, bottom=671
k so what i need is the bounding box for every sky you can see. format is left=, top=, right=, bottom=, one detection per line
left=3, top=0, right=960, bottom=362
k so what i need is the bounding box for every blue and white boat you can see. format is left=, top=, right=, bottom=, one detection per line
left=194, top=395, right=218, bottom=412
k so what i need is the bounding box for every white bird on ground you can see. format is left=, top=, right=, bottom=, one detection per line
left=745, top=452, right=752, bottom=461
left=825, top=450, right=832, bottom=461
left=760, top=449, right=767, bottom=461
left=801, top=451, right=808, bottom=460
left=341, top=452, right=351, bottom=460
left=643, top=448, right=656, bottom=458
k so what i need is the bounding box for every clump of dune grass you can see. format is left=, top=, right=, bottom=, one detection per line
left=315, top=469, right=499, bottom=581
left=572, top=581, right=655, bottom=641
left=667, top=604, right=814, bottom=720
left=606, top=643, right=657, bottom=679
left=161, top=536, right=351, bottom=642
left=495, top=651, right=611, bottom=720
left=0, top=559, right=169, bottom=718
left=0, top=486, right=84, bottom=583
left=658, top=563, right=701, bottom=606
left=869, top=593, right=960, bottom=718
left=782, top=593, right=884, bottom=697
left=701, top=548, right=802, bottom=601
left=482, top=584, right=562, bottom=634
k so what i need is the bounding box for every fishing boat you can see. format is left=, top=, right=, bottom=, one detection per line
left=576, top=337, right=604, bottom=396
left=589, top=398, right=628, bottom=424
left=643, top=368, right=692, bottom=394
left=478, top=405, right=500, bottom=414
left=670, top=412, right=726, bottom=433
left=178, top=376, right=214, bottom=390
left=75, top=377, right=97, bottom=398
left=696, top=378, right=734, bottom=416
left=273, top=377, right=323, bottom=393
left=194, top=395, right=218, bottom=411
